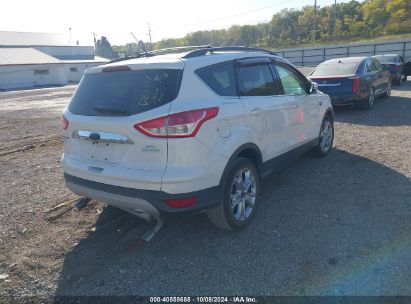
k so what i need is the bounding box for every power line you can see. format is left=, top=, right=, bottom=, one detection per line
left=185, top=0, right=296, bottom=27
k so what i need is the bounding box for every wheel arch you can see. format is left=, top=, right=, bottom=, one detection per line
left=324, top=107, right=334, bottom=123
left=220, top=143, right=263, bottom=185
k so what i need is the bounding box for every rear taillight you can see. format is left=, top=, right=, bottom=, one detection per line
left=134, top=107, right=219, bottom=138
left=352, top=77, right=360, bottom=93
left=164, top=197, right=197, bottom=208
left=62, top=115, right=69, bottom=130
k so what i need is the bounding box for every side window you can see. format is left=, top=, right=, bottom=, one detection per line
left=196, top=61, right=237, bottom=97
left=365, top=60, right=370, bottom=73
left=274, top=64, right=307, bottom=95
left=365, top=60, right=372, bottom=72
left=374, top=59, right=382, bottom=71
left=367, top=59, right=377, bottom=72
left=237, top=64, right=277, bottom=96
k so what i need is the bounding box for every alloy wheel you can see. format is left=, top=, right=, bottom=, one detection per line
left=319, top=120, right=333, bottom=153
left=386, top=81, right=391, bottom=97
left=368, top=90, right=375, bottom=107
left=230, top=168, right=257, bottom=222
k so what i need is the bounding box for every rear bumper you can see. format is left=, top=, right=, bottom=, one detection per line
left=390, top=72, right=402, bottom=81
left=64, top=173, right=221, bottom=216
left=330, top=95, right=361, bottom=106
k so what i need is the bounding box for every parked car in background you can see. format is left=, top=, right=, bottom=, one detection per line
left=309, top=56, right=391, bottom=110
left=62, top=46, right=333, bottom=238
left=404, top=57, right=411, bottom=81
left=372, top=54, right=406, bottom=85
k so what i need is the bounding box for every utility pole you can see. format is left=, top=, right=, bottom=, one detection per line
left=147, top=23, right=153, bottom=51
left=334, top=0, right=337, bottom=34
left=312, top=0, right=317, bottom=43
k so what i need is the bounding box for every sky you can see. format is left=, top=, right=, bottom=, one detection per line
left=1, top=0, right=355, bottom=46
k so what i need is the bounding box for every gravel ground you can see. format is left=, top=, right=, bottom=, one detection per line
left=0, top=80, right=410, bottom=299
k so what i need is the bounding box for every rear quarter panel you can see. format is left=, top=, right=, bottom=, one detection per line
left=162, top=62, right=251, bottom=193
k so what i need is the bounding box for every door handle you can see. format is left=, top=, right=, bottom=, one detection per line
left=250, top=108, right=262, bottom=116
left=291, top=104, right=299, bottom=109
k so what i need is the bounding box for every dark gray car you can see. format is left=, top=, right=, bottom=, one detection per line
left=372, top=54, right=406, bottom=85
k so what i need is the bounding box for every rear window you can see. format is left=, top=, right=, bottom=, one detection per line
left=196, top=61, right=237, bottom=96
left=374, top=56, right=397, bottom=63
left=311, top=62, right=359, bottom=76
left=69, top=69, right=182, bottom=116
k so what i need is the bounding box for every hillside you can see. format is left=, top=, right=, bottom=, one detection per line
left=113, top=0, right=411, bottom=53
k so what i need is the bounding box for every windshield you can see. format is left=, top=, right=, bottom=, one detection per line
left=69, top=69, right=183, bottom=116
left=311, top=62, right=359, bottom=76
left=373, top=56, right=397, bottom=63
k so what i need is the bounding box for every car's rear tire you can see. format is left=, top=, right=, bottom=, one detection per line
left=311, top=115, right=334, bottom=157
left=363, top=88, right=375, bottom=110
left=382, top=81, right=391, bottom=98
left=207, top=158, right=260, bottom=230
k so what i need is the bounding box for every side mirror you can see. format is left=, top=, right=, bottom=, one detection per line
left=309, top=81, right=318, bottom=94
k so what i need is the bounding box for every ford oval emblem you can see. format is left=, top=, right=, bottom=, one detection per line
left=89, top=133, right=101, bottom=141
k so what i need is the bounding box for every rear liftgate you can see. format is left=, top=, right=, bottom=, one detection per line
left=71, top=129, right=164, bottom=242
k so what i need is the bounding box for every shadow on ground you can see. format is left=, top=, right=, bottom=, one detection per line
left=391, top=81, right=411, bottom=92
left=54, top=149, right=411, bottom=297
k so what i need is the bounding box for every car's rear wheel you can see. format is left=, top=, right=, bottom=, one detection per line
left=363, top=88, right=375, bottom=110
left=382, top=81, right=391, bottom=98
left=207, top=158, right=260, bottom=230
left=311, top=115, right=334, bottom=157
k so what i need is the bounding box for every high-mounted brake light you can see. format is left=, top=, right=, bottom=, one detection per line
left=62, top=114, right=69, bottom=130
left=352, top=77, right=360, bottom=93
left=102, top=65, right=131, bottom=73
left=134, top=107, right=219, bottom=138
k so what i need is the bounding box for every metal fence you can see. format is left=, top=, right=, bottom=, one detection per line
left=275, top=39, right=411, bottom=67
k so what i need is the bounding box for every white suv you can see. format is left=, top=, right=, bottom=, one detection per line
left=62, top=47, right=333, bottom=237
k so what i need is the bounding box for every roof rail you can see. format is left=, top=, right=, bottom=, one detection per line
left=151, top=45, right=212, bottom=55
left=183, top=46, right=278, bottom=58
left=107, top=45, right=213, bottom=64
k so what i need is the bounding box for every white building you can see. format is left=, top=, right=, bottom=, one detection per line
left=0, top=31, right=108, bottom=90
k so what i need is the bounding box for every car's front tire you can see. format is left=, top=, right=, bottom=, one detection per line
left=395, top=76, right=403, bottom=86
left=311, top=115, right=334, bottom=157
left=207, top=158, right=260, bottom=230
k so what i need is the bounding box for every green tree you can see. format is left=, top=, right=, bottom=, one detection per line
left=111, top=0, right=411, bottom=53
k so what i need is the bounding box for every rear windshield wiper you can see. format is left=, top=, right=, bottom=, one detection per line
left=93, top=106, right=130, bottom=116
